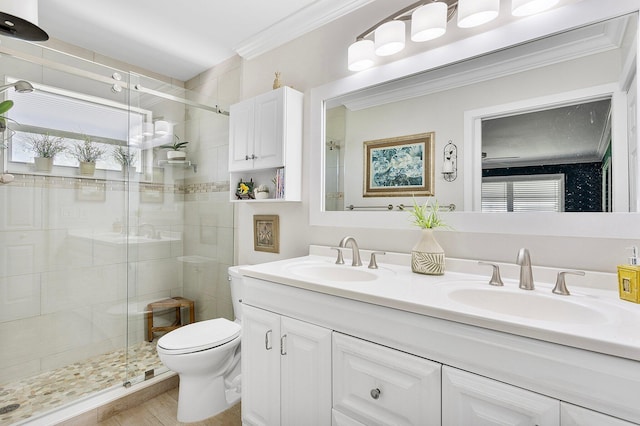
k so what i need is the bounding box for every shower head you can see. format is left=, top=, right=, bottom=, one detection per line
left=0, top=80, right=34, bottom=94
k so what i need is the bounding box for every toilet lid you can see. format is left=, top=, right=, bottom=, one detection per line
left=157, top=318, right=241, bottom=354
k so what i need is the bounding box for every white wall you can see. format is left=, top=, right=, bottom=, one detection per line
left=234, top=0, right=639, bottom=273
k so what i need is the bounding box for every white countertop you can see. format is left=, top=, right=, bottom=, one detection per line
left=239, top=247, right=640, bottom=362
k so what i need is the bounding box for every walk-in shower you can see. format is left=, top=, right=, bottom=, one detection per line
left=0, top=36, right=234, bottom=425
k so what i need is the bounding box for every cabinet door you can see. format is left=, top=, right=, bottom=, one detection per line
left=228, top=97, right=255, bottom=172
left=333, top=333, right=441, bottom=426
left=442, top=366, right=560, bottom=425
left=253, top=89, right=284, bottom=170
left=561, top=403, right=636, bottom=426
left=281, top=317, right=332, bottom=426
left=241, top=304, right=281, bottom=426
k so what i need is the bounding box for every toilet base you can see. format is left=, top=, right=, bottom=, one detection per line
left=176, top=373, right=241, bottom=423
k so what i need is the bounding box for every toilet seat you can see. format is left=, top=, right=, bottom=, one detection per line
left=157, top=318, right=241, bottom=355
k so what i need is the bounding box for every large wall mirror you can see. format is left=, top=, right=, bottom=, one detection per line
left=310, top=1, right=639, bottom=238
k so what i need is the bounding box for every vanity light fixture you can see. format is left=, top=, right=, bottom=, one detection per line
left=442, top=140, right=457, bottom=182
left=347, top=0, right=458, bottom=72
left=142, top=122, right=154, bottom=137
left=154, top=120, right=171, bottom=135
left=457, top=0, right=500, bottom=28
left=511, top=0, right=559, bottom=16
left=374, top=20, right=406, bottom=56
left=348, top=0, right=561, bottom=72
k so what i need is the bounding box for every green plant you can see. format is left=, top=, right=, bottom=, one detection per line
left=72, top=136, right=106, bottom=163
left=0, top=100, right=17, bottom=131
left=113, top=145, right=136, bottom=167
left=28, top=133, right=67, bottom=158
left=160, top=135, right=189, bottom=151
left=409, top=197, right=449, bottom=229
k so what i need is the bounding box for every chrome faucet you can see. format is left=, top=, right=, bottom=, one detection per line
left=516, top=248, right=534, bottom=290
left=339, top=236, right=362, bottom=266
left=138, top=223, right=158, bottom=239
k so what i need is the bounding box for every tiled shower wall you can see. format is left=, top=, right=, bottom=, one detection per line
left=0, top=175, right=184, bottom=385
left=181, top=56, right=241, bottom=322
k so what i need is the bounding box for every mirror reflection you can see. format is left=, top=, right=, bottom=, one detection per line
left=324, top=13, right=637, bottom=213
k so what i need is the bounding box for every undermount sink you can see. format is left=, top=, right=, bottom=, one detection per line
left=444, top=285, right=608, bottom=324
left=287, top=263, right=380, bottom=282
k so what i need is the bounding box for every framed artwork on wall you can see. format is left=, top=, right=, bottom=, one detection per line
left=363, top=132, right=435, bottom=197
left=253, top=214, right=280, bottom=253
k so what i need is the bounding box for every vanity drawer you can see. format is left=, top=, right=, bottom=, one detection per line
left=332, top=332, right=441, bottom=426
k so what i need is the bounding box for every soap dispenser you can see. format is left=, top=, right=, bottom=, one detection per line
left=618, top=246, right=640, bottom=303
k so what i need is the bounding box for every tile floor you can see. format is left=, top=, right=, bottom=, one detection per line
left=95, top=388, right=241, bottom=426
left=0, top=341, right=162, bottom=425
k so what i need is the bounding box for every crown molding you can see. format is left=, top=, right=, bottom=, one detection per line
left=235, top=0, right=375, bottom=60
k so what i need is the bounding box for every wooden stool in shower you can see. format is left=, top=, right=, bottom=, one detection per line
left=146, top=297, right=195, bottom=342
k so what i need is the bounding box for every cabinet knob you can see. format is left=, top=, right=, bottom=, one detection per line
left=370, top=388, right=381, bottom=400
left=245, top=155, right=250, bottom=160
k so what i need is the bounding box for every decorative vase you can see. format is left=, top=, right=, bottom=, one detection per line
left=34, top=157, right=53, bottom=172
left=273, top=72, right=282, bottom=90
left=79, top=161, right=96, bottom=176
left=167, top=150, right=186, bottom=160
left=254, top=190, right=269, bottom=200
left=411, top=229, right=445, bottom=275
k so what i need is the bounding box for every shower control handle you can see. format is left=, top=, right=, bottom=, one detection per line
left=265, top=330, right=272, bottom=350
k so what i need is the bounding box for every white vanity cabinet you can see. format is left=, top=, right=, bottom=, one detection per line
left=228, top=86, right=303, bottom=202
left=241, top=304, right=332, bottom=426
left=561, top=403, right=638, bottom=426
left=332, top=333, right=441, bottom=426
left=442, top=366, right=560, bottom=425
left=240, top=274, right=640, bottom=426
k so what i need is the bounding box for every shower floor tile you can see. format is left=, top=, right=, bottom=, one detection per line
left=0, top=341, right=162, bottom=425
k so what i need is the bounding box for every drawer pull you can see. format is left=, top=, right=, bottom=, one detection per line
left=370, top=388, right=381, bottom=400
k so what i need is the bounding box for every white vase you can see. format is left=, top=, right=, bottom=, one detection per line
left=79, top=161, right=96, bottom=176
left=167, top=150, right=186, bottom=160
left=411, top=229, right=445, bottom=275
left=34, top=157, right=53, bottom=172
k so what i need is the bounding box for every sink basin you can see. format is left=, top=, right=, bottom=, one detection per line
left=288, top=263, right=379, bottom=282
left=445, top=286, right=608, bottom=324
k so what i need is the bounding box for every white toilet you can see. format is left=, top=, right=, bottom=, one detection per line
left=157, top=266, right=244, bottom=423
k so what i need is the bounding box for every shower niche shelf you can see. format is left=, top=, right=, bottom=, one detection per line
left=158, top=160, right=197, bottom=172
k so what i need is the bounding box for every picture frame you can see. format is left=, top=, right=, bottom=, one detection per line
left=140, top=184, right=164, bottom=203
left=253, top=215, right=280, bottom=253
left=363, top=132, right=435, bottom=197
left=75, top=182, right=106, bottom=202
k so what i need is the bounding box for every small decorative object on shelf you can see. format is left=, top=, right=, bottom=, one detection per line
left=273, top=168, right=285, bottom=199
left=72, top=135, right=106, bottom=176
left=160, top=135, right=189, bottom=160
left=273, top=72, right=282, bottom=90
left=409, top=197, right=450, bottom=275
left=254, top=184, right=270, bottom=199
left=28, top=133, right=67, bottom=172
left=236, top=178, right=255, bottom=200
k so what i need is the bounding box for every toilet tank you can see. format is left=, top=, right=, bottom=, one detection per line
left=228, top=266, right=245, bottom=322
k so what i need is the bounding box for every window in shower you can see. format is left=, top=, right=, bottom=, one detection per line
left=3, top=78, right=148, bottom=176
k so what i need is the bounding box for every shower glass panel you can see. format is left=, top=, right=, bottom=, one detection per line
left=0, top=36, right=234, bottom=424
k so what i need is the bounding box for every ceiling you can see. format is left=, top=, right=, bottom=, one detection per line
left=482, top=99, right=612, bottom=169
left=37, top=0, right=373, bottom=81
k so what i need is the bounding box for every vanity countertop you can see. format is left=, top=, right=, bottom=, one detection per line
left=239, top=249, right=640, bottom=362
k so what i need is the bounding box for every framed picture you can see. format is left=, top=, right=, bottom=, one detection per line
left=253, top=215, right=280, bottom=253
left=363, top=132, right=435, bottom=197
left=75, top=182, right=106, bottom=202
left=140, top=184, right=164, bottom=203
